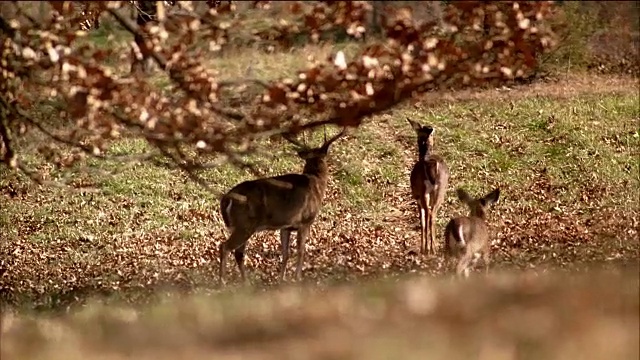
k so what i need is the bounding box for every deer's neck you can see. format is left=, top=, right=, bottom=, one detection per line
left=418, top=144, right=433, bottom=162
left=303, top=159, right=330, bottom=193
left=470, top=208, right=487, bottom=221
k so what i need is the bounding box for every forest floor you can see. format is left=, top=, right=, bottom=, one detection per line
left=1, top=31, right=639, bottom=359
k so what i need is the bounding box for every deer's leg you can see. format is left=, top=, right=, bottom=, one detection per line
left=423, top=194, right=432, bottom=255
left=416, top=198, right=427, bottom=254
left=444, top=233, right=454, bottom=271
left=234, top=242, right=248, bottom=283
left=219, top=242, right=227, bottom=285
left=419, top=205, right=427, bottom=255
left=456, top=252, right=473, bottom=279
left=429, top=204, right=439, bottom=256
left=278, top=229, right=292, bottom=282
left=426, top=207, right=435, bottom=255
left=295, top=225, right=310, bottom=281
left=482, top=250, right=491, bottom=275
left=219, top=228, right=253, bottom=285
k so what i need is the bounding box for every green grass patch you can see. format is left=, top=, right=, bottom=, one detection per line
left=1, top=76, right=638, bottom=311
left=3, top=91, right=637, bottom=236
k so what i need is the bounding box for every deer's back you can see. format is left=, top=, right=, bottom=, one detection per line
left=221, top=173, right=325, bottom=231
left=444, top=216, right=489, bottom=257
left=409, top=155, right=449, bottom=203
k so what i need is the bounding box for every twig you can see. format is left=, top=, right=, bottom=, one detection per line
left=0, top=16, right=16, bottom=37
left=155, top=145, right=220, bottom=195
left=108, top=8, right=169, bottom=70
left=5, top=98, right=97, bottom=155
left=5, top=98, right=164, bottom=164
left=110, top=6, right=242, bottom=123
left=211, top=106, right=246, bottom=121
left=11, top=2, right=39, bottom=28
left=227, top=152, right=263, bottom=179
left=218, top=78, right=270, bottom=89
left=15, top=161, right=100, bottom=193
left=0, top=106, right=15, bottom=167
left=131, top=1, right=157, bottom=20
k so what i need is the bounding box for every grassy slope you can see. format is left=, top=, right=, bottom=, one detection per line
left=0, top=10, right=639, bottom=360
left=1, top=267, right=638, bottom=360
left=1, top=47, right=638, bottom=307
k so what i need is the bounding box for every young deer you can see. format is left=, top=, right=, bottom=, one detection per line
left=218, top=128, right=347, bottom=285
left=444, top=188, right=500, bottom=278
left=407, top=119, right=449, bottom=255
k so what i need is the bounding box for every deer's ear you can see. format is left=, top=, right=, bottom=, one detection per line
left=407, top=118, right=421, bottom=131
left=456, top=188, right=473, bottom=205
left=481, top=188, right=500, bottom=207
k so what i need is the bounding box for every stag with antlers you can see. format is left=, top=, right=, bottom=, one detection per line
left=218, top=127, right=347, bottom=285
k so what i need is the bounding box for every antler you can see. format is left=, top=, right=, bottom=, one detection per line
left=282, top=132, right=308, bottom=150
left=321, top=127, right=348, bottom=150
left=282, top=126, right=347, bottom=151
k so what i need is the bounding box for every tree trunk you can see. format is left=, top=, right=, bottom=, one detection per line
left=131, top=0, right=158, bottom=75
left=370, top=1, right=387, bottom=38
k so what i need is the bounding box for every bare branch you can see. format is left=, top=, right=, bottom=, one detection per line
left=282, top=132, right=307, bottom=150
left=4, top=98, right=97, bottom=155
left=10, top=2, right=39, bottom=28
left=0, top=108, right=15, bottom=168
left=15, top=161, right=100, bottom=193
left=155, top=144, right=218, bottom=195
left=217, top=78, right=270, bottom=89
left=0, top=16, right=16, bottom=37
left=108, top=7, right=169, bottom=70
left=0, top=0, right=558, bottom=192
left=211, top=106, right=246, bottom=122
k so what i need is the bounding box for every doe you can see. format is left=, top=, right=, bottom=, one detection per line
left=407, top=118, right=449, bottom=255
left=443, top=188, right=500, bottom=278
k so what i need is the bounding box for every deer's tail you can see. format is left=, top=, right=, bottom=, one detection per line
left=456, top=225, right=466, bottom=247
left=220, top=196, right=232, bottom=228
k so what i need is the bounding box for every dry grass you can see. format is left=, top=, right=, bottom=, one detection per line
left=1, top=6, right=639, bottom=359
left=416, top=72, right=638, bottom=105
left=2, top=69, right=638, bottom=309
left=1, top=266, right=637, bottom=360
left=540, top=1, right=639, bottom=75
left=0, top=4, right=640, bottom=360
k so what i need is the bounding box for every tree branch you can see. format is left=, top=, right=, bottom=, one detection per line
left=218, top=78, right=270, bottom=89
left=0, top=104, right=16, bottom=168
left=108, top=7, right=169, bottom=70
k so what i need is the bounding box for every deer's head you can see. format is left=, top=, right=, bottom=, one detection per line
left=407, top=118, right=435, bottom=157
left=456, top=188, right=501, bottom=220
left=283, top=127, right=348, bottom=174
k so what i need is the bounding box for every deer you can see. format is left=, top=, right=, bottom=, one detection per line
left=407, top=118, right=449, bottom=255
left=443, top=188, right=500, bottom=278
left=218, top=128, right=348, bottom=285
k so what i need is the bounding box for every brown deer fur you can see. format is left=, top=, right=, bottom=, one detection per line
left=444, top=188, right=500, bottom=278
left=218, top=129, right=347, bottom=284
left=407, top=119, right=449, bottom=255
